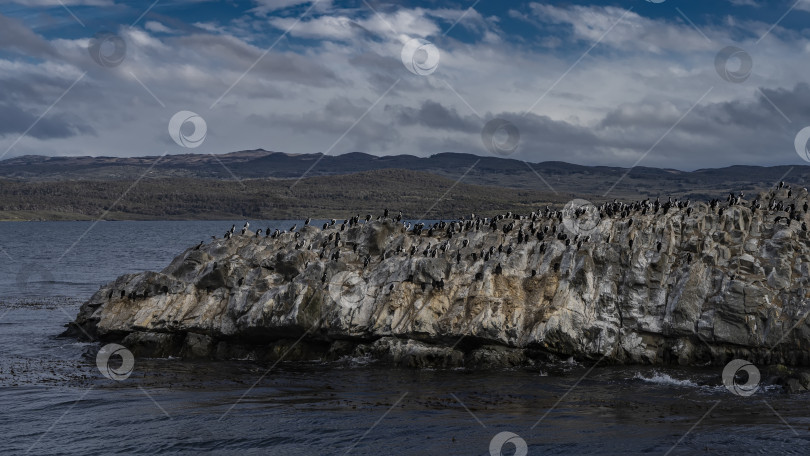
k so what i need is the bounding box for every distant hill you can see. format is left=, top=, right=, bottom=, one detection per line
left=2, top=150, right=806, bottom=196
left=0, top=169, right=569, bottom=221
left=0, top=150, right=806, bottom=220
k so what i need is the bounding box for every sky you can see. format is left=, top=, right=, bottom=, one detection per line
left=1, top=0, right=810, bottom=170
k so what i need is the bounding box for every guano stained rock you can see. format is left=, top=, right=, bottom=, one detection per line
left=66, top=189, right=810, bottom=368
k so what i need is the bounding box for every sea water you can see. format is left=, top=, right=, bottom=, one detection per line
left=0, top=220, right=807, bottom=455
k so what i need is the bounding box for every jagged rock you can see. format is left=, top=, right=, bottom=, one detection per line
left=65, top=188, right=810, bottom=367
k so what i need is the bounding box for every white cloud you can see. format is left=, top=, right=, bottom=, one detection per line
left=528, top=4, right=717, bottom=53
left=250, top=0, right=333, bottom=15
left=267, top=7, right=442, bottom=41
left=144, top=21, right=174, bottom=34
left=1, top=3, right=809, bottom=171
left=6, top=0, right=113, bottom=5
left=795, top=0, right=810, bottom=13
left=729, top=0, right=761, bottom=7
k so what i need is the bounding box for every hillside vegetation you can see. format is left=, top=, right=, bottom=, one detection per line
left=0, top=169, right=571, bottom=221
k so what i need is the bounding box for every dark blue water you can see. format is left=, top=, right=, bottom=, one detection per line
left=1, top=221, right=808, bottom=455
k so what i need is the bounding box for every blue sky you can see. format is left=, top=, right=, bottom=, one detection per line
left=1, top=0, right=810, bottom=169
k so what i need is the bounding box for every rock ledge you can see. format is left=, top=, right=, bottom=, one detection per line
left=66, top=189, right=810, bottom=368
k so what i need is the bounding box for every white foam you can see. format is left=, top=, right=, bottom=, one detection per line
left=336, top=354, right=376, bottom=366
left=632, top=371, right=699, bottom=388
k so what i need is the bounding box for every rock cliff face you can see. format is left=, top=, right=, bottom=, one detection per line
left=67, top=188, right=810, bottom=368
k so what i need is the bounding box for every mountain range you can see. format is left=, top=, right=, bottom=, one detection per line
left=0, top=150, right=806, bottom=220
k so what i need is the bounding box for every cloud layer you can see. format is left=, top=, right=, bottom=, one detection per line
left=0, top=0, right=809, bottom=171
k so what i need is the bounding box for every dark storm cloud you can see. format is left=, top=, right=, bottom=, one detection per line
left=0, top=14, right=58, bottom=58
left=171, top=34, right=343, bottom=87
left=389, top=100, right=479, bottom=133
left=0, top=102, right=95, bottom=139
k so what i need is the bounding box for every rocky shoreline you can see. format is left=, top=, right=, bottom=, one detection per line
left=65, top=187, right=810, bottom=369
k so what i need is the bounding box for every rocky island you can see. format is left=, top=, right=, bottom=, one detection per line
left=66, top=186, right=810, bottom=368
